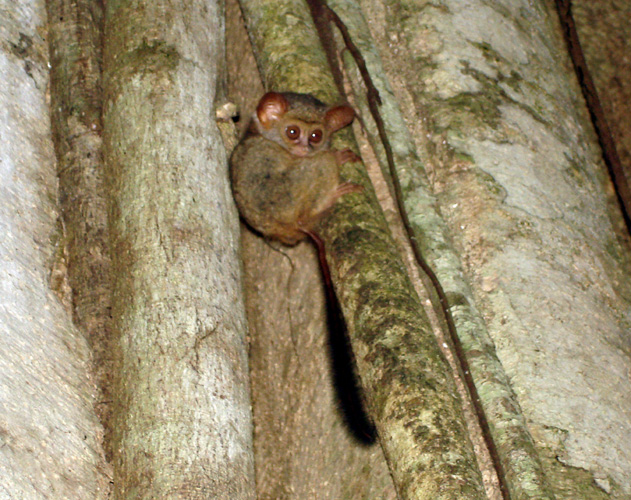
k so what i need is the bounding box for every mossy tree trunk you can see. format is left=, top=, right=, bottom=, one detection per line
left=354, top=0, right=631, bottom=498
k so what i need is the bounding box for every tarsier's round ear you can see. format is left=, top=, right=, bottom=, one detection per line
left=324, top=105, right=355, bottom=132
left=257, top=92, right=289, bottom=129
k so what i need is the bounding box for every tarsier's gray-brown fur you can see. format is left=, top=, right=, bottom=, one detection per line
left=230, top=91, right=361, bottom=245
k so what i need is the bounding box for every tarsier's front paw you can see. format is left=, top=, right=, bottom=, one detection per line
left=335, top=148, right=361, bottom=165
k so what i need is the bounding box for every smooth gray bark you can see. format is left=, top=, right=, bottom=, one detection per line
left=0, top=0, right=110, bottom=497
left=103, top=0, right=256, bottom=498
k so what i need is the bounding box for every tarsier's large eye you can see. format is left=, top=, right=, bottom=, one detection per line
left=309, top=129, right=323, bottom=144
left=286, top=125, right=301, bottom=140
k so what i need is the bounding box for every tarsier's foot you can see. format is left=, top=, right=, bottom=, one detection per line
left=335, top=148, right=361, bottom=165
left=312, top=181, right=363, bottom=217
left=335, top=181, right=364, bottom=197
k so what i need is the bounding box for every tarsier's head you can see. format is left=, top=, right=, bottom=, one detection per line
left=253, top=92, right=355, bottom=157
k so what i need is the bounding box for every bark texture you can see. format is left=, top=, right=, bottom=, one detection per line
left=237, top=1, right=487, bottom=498
left=572, top=0, right=631, bottom=207
left=360, top=0, right=631, bottom=498
left=328, top=1, right=552, bottom=498
left=46, top=0, right=114, bottom=452
left=0, top=0, right=110, bottom=497
left=102, top=0, right=255, bottom=498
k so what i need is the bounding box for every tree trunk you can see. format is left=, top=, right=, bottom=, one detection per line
left=102, top=0, right=256, bottom=498
left=357, top=0, right=631, bottom=498
left=0, top=0, right=110, bottom=496
left=46, top=0, right=115, bottom=455
left=572, top=0, right=631, bottom=199
left=329, top=1, right=554, bottom=498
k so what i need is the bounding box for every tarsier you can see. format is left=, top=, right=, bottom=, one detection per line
left=231, top=92, right=374, bottom=441
left=230, top=91, right=362, bottom=248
